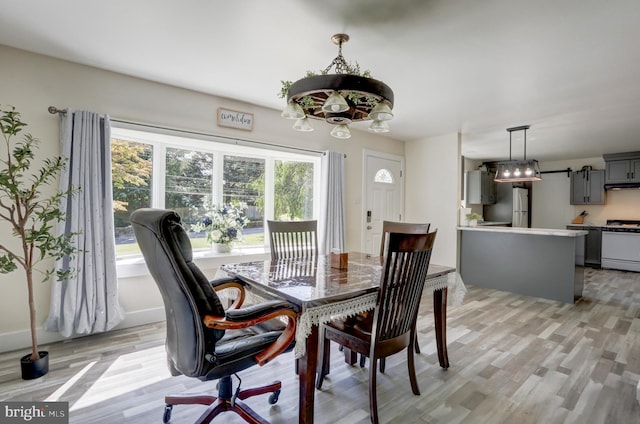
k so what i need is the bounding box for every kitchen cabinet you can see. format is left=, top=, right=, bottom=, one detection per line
left=604, top=152, right=640, bottom=184
left=466, top=170, right=496, bottom=205
left=566, top=225, right=602, bottom=268
left=570, top=169, right=605, bottom=205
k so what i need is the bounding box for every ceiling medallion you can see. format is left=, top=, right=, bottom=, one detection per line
left=494, top=125, right=542, bottom=183
left=280, top=34, right=394, bottom=139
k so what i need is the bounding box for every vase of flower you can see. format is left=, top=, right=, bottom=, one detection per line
left=465, top=212, right=483, bottom=227
left=192, top=202, right=249, bottom=252
left=211, top=243, right=232, bottom=253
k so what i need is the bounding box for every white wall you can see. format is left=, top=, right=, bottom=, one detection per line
left=404, top=133, right=461, bottom=267
left=0, top=45, right=405, bottom=352
left=533, top=157, right=640, bottom=228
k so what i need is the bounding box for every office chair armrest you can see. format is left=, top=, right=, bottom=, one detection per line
left=225, top=300, right=294, bottom=322
left=210, top=277, right=246, bottom=309
left=203, top=300, right=297, bottom=366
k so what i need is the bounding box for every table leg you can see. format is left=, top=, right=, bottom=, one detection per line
left=433, top=287, right=449, bottom=369
left=298, top=324, right=318, bottom=423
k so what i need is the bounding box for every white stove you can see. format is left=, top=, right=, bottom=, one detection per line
left=603, top=219, right=640, bottom=232
left=602, top=220, right=640, bottom=272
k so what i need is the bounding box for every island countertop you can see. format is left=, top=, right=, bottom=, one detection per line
left=457, top=226, right=588, bottom=237
left=459, top=225, right=586, bottom=303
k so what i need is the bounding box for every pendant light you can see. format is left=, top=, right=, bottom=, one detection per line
left=280, top=34, right=394, bottom=139
left=494, top=125, right=542, bottom=183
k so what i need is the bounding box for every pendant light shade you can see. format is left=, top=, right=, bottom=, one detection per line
left=368, top=102, right=394, bottom=121
left=293, top=117, right=314, bottom=132
left=368, top=119, right=390, bottom=133
left=330, top=124, right=351, bottom=139
left=494, top=125, right=542, bottom=182
left=495, top=160, right=542, bottom=182
left=321, top=91, right=350, bottom=113
left=281, top=101, right=305, bottom=120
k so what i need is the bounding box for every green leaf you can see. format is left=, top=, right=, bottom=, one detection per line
left=0, top=254, right=18, bottom=274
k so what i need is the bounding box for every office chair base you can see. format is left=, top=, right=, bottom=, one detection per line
left=163, top=378, right=282, bottom=424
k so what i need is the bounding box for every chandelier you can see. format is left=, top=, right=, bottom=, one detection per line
left=494, top=125, right=542, bottom=183
left=280, top=34, right=394, bottom=139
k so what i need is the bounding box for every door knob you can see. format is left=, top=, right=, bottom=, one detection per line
left=367, top=226, right=372, bottom=230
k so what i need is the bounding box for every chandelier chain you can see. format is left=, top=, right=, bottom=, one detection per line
left=324, top=41, right=349, bottom=75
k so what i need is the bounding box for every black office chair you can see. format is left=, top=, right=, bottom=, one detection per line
left=131, top=208, right=296, bottom=424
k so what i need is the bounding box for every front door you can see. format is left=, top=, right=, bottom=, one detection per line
left=362, top=150, right=404, bottom=254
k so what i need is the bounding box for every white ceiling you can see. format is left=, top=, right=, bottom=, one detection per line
left=1, top=0, right=639, bottom=163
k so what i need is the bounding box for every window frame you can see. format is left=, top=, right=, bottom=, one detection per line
left=111, top=126, right=322, bottom=262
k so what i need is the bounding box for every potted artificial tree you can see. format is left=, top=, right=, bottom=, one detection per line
left=0, top=105, right=78, bottom=379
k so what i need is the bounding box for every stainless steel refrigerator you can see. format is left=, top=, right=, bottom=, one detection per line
left=512, top=187, right=529, bottom=228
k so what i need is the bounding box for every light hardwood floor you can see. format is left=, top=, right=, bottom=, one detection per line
left=1, top=268, right=640, bottom=423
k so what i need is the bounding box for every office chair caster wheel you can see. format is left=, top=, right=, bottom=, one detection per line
left=162, top=404, right=173, bottom=423
left=268, top=389, right=281, bottom=405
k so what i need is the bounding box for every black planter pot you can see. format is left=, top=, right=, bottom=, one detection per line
left=20, top=351, right=49, bottom=380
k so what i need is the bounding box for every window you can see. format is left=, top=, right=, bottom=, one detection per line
left=165, top=148, right=214, bottom=226
left=374, top=168, right=393, bottom=184
left=112, top=139, right=153, bottom=256
left=111, top=128, right=320, bottom=257
left=223, top=155, right=266, bottom=246
left=274, top=160, right=314, bottom=220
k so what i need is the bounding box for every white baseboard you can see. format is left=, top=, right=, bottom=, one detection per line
left=0, top=307, right=165, bottom=354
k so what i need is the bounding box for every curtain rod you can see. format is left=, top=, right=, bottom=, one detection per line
left=47, top=105, right=334, bottom=157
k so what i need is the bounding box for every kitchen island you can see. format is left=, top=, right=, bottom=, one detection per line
left=458, top=226, right=587, bottom=303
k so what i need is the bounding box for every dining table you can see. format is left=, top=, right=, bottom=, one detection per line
left=218, top=252, right=465, bottom=424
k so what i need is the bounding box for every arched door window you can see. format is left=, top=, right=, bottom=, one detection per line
left=374, top=168, right=394, bottom=184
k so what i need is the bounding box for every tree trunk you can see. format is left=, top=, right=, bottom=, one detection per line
left=26, top=268, right=39, bottom=361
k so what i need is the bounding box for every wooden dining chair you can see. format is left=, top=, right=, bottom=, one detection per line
left=267, top=220, right=318, bottom=260
left=381, top=221, right=430, bottom=355
left=341, top=221, right=431, bottom=370
left=316, top=231, right=437, bottom=424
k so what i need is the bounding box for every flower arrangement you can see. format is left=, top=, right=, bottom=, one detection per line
left=466, top=212, right=483, bottom=222
left=192, top=202, right=249, bottom=246
left=465, top=212, right=484, bottom=226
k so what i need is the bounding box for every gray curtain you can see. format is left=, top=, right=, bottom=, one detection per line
left=46, top=109, right=124, bottom=337
left=319, top=151, right=346, bottom=254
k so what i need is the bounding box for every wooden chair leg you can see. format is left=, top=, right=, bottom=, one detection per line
left=316, top=332, right=331, bottom=389
left=407, top=335, right=420, bottom=395
left=368, top=357, right=380, bottom=424
left=434, top=288, right=450, bottom=369
left=343, top=347, right=358, bottom=365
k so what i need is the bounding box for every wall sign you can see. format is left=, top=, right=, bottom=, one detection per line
left=217, top=108, right=254, bottom=131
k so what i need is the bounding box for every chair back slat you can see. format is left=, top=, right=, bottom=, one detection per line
left=268, top=220, right=318, bottom=260
left=379, top=221, right=430, bottom=258
left=374, top=231, right=437, bottom=343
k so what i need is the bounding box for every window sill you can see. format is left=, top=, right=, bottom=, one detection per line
left=117, top=246, right=270, bottom=279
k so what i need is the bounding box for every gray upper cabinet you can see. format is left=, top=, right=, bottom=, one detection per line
left=571, top=169, right=605, bottom=205
left=466, top=170, right=496, bottom=205
left=604, top=152, right=640, bottom=184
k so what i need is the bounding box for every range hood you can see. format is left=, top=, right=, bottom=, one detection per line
left=602, top=151, right=640, bottom=190
left=604, top=182, right=640, bottom=190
